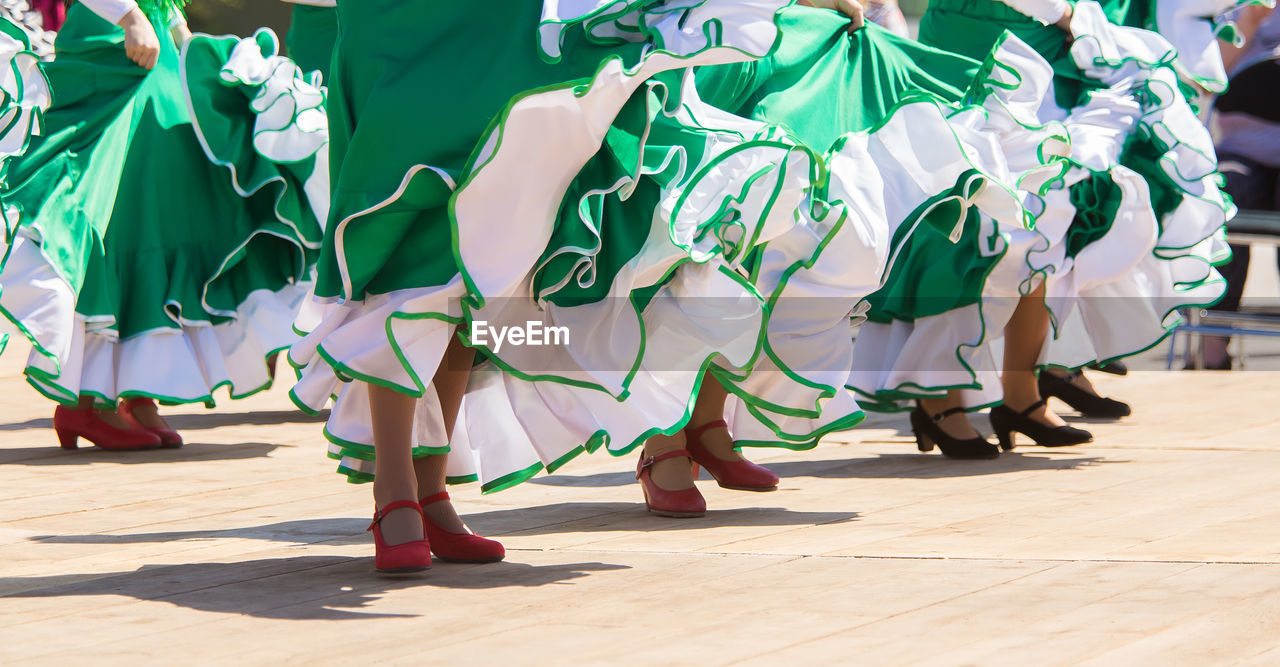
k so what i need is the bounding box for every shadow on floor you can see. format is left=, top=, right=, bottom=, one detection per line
left=0, top=410, right=327, bottom=433
left=466, top=502, right=859, bottom=536
left=30, top=518, right=373, bottom=547
left=0, top=556, right=628, bottom=620
left=528, top=451, right=1114, bottom=489
left=0, top=442, right=286, bottom=466
left=833, top=415, right=1131, bottom=438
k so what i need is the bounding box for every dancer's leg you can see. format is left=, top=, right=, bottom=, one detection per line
left=369, top=384, right=425, bottom=546
left=415, top=331, right=474, bottom=533
left=1001, top=283, right=1066, bottom=427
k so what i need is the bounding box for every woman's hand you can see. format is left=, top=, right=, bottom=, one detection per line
left=799, top=0, right=866, bottom=32
left=1054, top=3, right=1073, bottom=31
left=119, top=7, right=160, bottom=69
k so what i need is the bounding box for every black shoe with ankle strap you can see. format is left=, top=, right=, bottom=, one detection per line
left=989, top=399, right=1093, bottom=450
left=1038, top=370, right=1131, bottom=419
left=909, top=404, right=1000, bottom=459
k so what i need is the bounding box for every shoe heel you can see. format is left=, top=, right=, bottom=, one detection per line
left=996, top=430, right=1014, bottom=451
left=909, top=409, right=934, bottom=452
left=56, top=429, right=78, bottom=450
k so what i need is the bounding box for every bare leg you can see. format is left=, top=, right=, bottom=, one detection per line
left=642, top=428, right=694, bottom=491
left=1001, top=284, right=1066, bottom=427
left=369, top=383, right=425, bottom=546
left=415, top=331, right=473, bottom=533
left=685, top=371, right=750, bottom=462
left=918, top=391, right=981, bottom=439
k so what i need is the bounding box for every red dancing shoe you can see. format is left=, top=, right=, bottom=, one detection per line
left=684, top=419, right=779, bottom=491
left=636, top=449, right=706, bottom=518
left=118, top=397, right=183, bottom=448
left=368, top=500, right=432, bottom=574
left=53, top=405, right=162, bottom=451
left=419, top=491, right=505, bottom=563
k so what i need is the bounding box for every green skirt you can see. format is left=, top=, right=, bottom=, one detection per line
left=285, top=4, right=337, bottom=83
left=0, top=6, right=323, bottom=407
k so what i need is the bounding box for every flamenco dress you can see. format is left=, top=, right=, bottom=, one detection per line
left=848, top=0, right=1237, bottom=411
left=0, top=0, right=324, bottom=412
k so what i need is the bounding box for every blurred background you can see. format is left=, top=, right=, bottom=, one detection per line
left=186, top=0, right=290, bottom=39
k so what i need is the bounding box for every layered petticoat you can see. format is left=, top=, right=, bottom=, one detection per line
left=696, top=14, right=1066, bottom=438
left=1037, top=2, right=1232, bottom=369
left=0, top=7, right=323, bottom=407
left=289, top=3, right=1062, bottom=489
left=850, top=0, right=1234, bottom=409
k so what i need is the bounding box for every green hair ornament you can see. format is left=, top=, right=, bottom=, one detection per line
left=136, top=0, right=191, bottom=19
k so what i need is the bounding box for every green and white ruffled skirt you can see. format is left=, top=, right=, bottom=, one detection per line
left=697, top=11, right=1067, bottom=434
left=849, top=0, right=1233, bottom=410
left=0, top=6, right=324, bottom=407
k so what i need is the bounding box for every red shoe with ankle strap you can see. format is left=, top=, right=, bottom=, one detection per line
left=53, top=405, right=162, bottom=451
left=118, top=397, right=183, bottom=448
left=684, top=419, right=779, bottom=491
left=369, top=500, right=432, bottom=574
left=418, top=491, right=505, bottom=563
left=636, top=449, right=706, bottom=518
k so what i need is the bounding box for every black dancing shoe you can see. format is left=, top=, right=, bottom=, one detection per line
left=1038, top=370, right=1131, bottom=419
left=989, top=399, right=1093, bottom=451
left=910, top=404, right=1000, bottom=460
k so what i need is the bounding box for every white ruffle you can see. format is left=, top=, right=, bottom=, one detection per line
left=1151, top=0, right=1259, bottom=92
left=846, top=34, right=1069, bottom=407
left=0, top=24, right=48, bottom=159
left=182, top=28, right=331, bottom=230
left=1, top=233, right=304, bottom=404
left=538, top=0, right=788, bottom=62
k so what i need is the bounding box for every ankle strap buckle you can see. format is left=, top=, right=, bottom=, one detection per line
left=637, top=449, right=693, bottom=476
left=368, top=499, right=424, bottom=531
left=928, top=406, right=967, bottom=424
